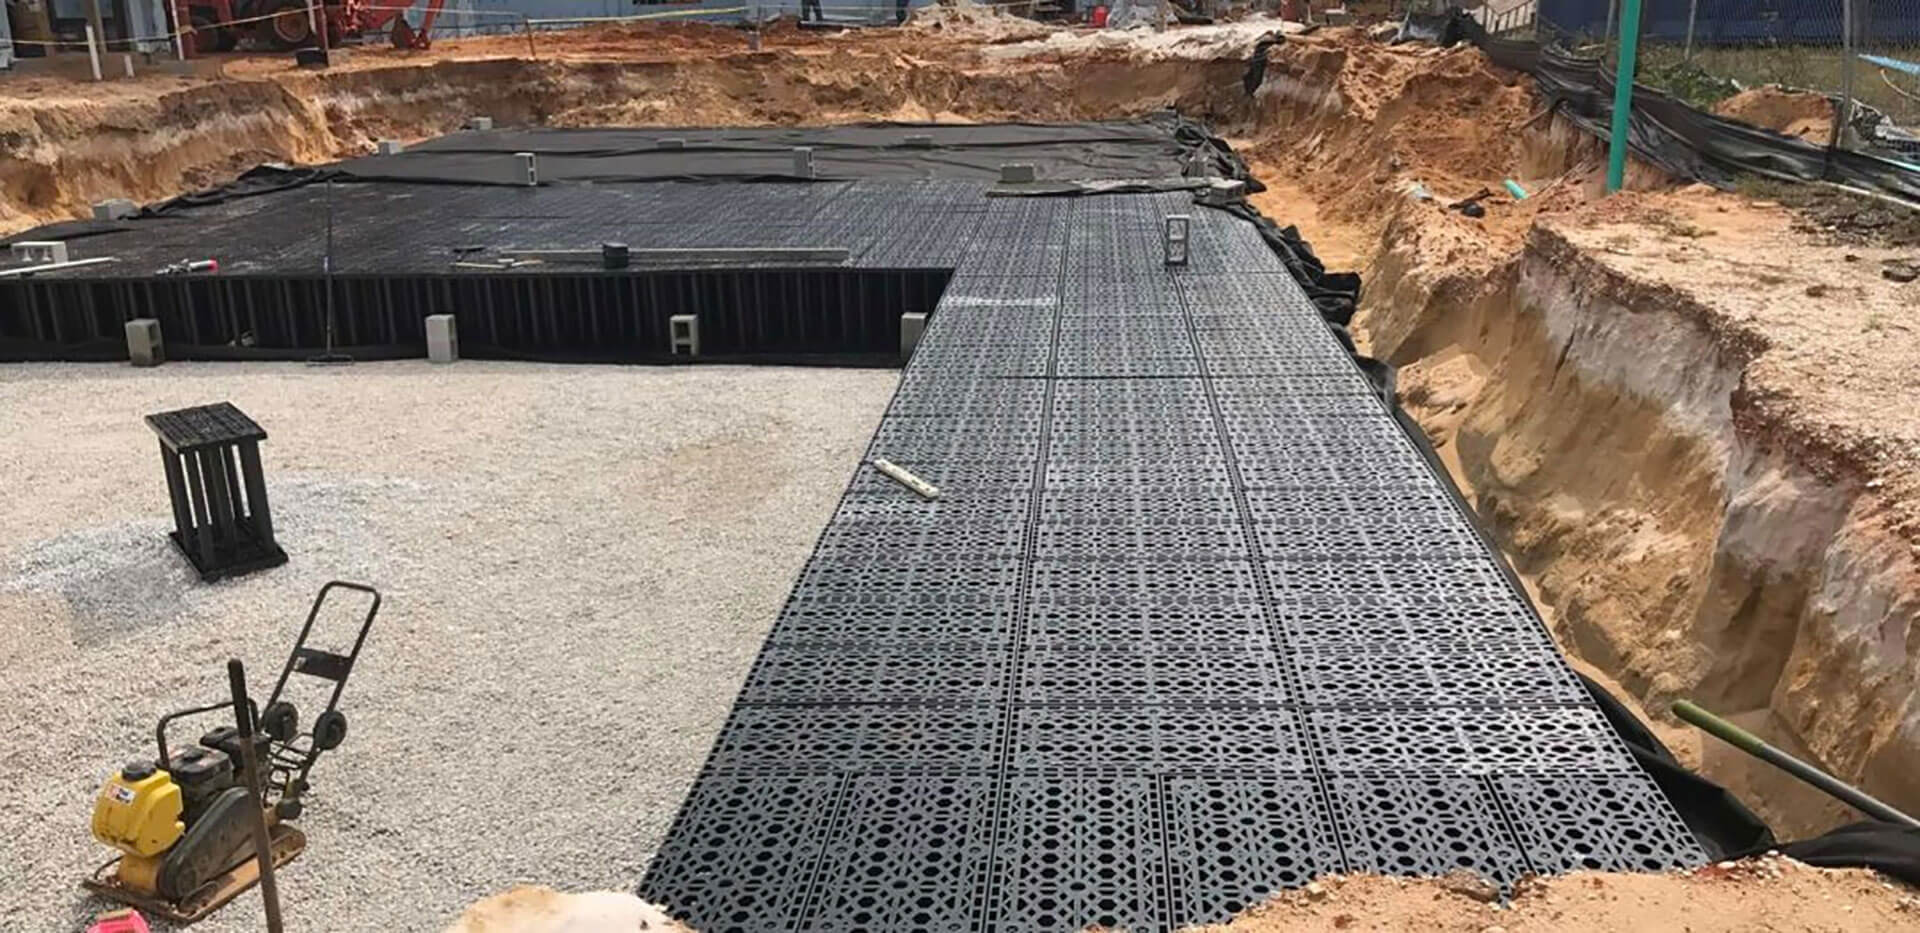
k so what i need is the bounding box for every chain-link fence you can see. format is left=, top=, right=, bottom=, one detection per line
left=1521, top=0, right=1920, bottom=151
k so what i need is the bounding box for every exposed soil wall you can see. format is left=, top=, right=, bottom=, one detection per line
left=1372, top=220, right=1918, bottom=836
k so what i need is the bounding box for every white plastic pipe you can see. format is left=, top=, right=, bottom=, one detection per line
left=84, top=24, right=103, bottom=81
left=872, top=458, right=941, bottom=500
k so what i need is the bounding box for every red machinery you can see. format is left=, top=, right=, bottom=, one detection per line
left=173, top=0, right=442, bottom=54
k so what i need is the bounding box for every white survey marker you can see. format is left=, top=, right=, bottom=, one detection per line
left=871, top=458, right=942, bottom=500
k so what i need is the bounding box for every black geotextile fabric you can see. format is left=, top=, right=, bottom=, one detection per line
left=132, top=115, right=1256, bottom=210
left=1243, top=31, right=1286, bottom=97
left=1576, top=671, right=1777, bottom=858
left=0, top=114, right=1267, bottom=249
left=1771, top=823, right=1920, bottom=886
left=0, top=115, right=1268, bottom=267
left=1378, top=10, right=1920, bottom=202
left=339, top=120, right=1206, bottom=184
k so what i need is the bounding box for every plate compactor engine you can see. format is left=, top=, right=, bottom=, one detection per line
left=85, top=582, right=380, bottom=924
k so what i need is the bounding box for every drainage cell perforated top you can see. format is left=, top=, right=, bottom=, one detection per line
left=637, top=182, right=1705, bottom=929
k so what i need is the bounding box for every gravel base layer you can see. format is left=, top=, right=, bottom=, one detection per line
left=0, top=360, right=899, bottom=932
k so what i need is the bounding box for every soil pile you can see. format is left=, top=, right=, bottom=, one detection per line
left=1714, top=85, right=1835, bottom=145
left=1201, top=857, right=1920, bottom=932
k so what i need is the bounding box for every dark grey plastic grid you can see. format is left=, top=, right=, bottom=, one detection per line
left=640, top=178, right=1705, bottom=931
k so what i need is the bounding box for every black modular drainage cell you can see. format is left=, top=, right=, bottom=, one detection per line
left=0, top=267, right=952, bottom=363
left=0, top=120, right=1707, bottom=931
left=638, top=186, right=1707, bottom=932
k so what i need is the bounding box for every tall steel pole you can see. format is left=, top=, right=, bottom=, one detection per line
left=1606, top=0, right=1645, bottom=193
left=1683, top=0, right=1698, bottom=61
left=1839, top=0, right=1856, bottom=150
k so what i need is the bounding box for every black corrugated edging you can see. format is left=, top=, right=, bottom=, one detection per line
left=0, top=267, right=951, bottom=364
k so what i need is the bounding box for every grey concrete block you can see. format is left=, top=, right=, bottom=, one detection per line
left=1208, top=178, right=1247, bottom=198
left=669, top=314, right=700, bottom=357
left=900, top=312, right=928, bottom=361
left=999, top=163, right=1037, bottom=184
left=375, top=139, right=405, bottom=156
left=467, top=116, right=494, bottom=131
left=792, top=147, right=814, bottom=180
left=92, top=199, right=137, bottom=221
left=904, top=134, right=933, bottom=148
left=11, top=241, right=69, bottom=264
left=125, top=318, right=164, bottom=367
left=1164, top=213, right=1191, bottom=267
left=426, top=314, right=459, bottom=364
left=657, top=138, right=687, bottom=150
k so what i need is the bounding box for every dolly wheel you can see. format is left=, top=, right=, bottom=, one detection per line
left=261, top=701, right=298, bottom=742
left=314, top=710, right=348, bottom=750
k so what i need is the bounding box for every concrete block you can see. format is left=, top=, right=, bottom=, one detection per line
left=900, top=312, right=928, bottom=361
left=375, top=139, right=405, bottom=156
left=1164, top=213, right=1191, bottom=267
left=125, top=318, right=164, bottom=367
left=426, top=314, right=458, bottom=363
left=904, top=134, right=933, bottom=148
left=792, top=147, right=814, bottom=180
left=999, top=163, right=1037, bottom=184
left=92, top=199, right=137, bottom=221
left=467, top=116, right=494, bottom=131
left=11, top=241, right=69, bottom=264
left=669, top=314, right=700, bottom=356
left=516, top=151, right=537, bottom=186
left=657, top=138, right=687, bottom=150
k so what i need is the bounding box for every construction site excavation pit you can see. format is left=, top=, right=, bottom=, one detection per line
left=4, top=13, right=1920, bottom=933
left=2, top=113, right=1708, bottom=932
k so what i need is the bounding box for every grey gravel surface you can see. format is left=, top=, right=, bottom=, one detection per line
left=0, top=360, right=898, bottom=932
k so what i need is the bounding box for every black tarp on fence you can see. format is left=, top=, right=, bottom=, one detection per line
left=1366, top=10, right=1920, bottom=202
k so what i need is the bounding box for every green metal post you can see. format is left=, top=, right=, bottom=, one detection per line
left=1606, top=0, right=1645, bottom=193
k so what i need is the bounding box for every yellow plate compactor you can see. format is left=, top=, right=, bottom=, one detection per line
left=85, top=582, right=380, bottom=923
